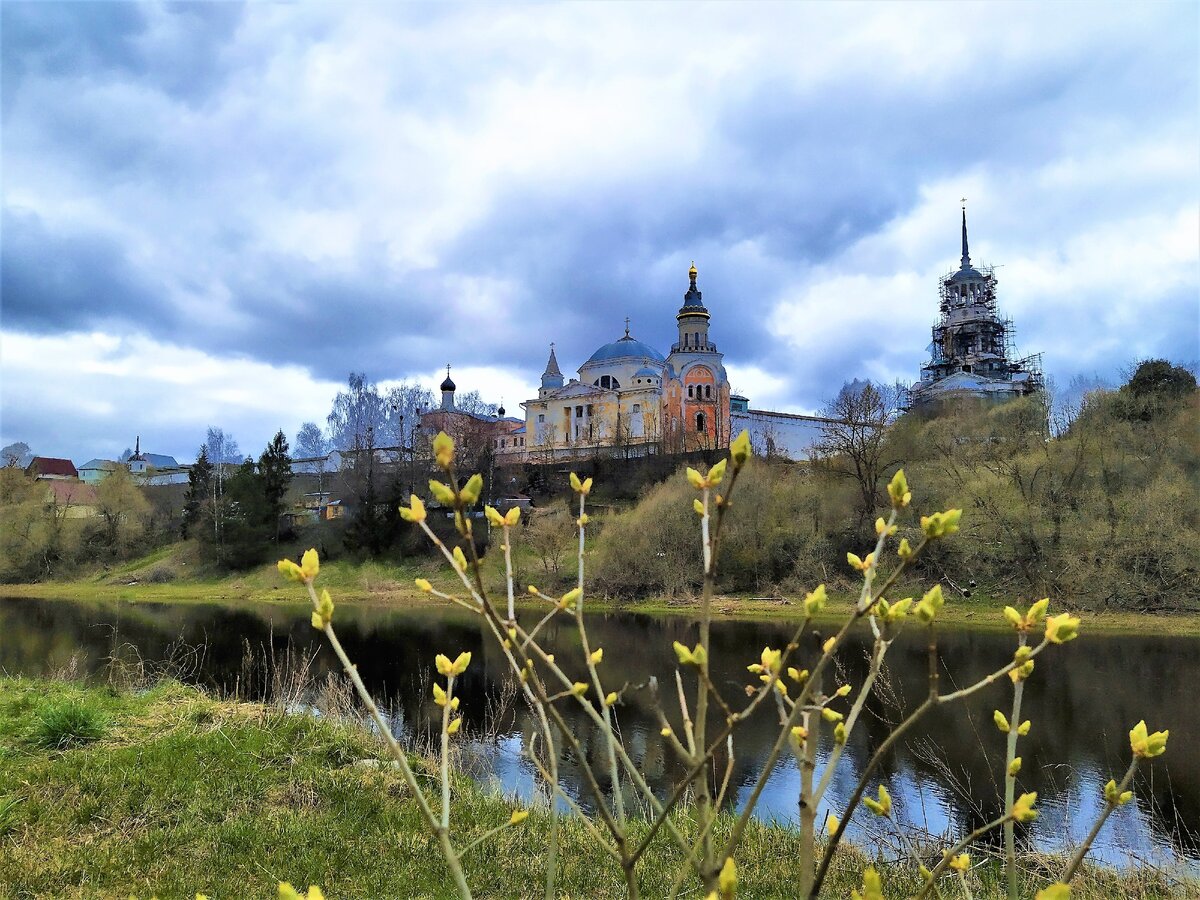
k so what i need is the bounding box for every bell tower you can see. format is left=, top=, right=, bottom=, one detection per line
left=675, top=262, right=711, bottom=351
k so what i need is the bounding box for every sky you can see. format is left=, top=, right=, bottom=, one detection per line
left=2, top=1, right=1197, bottom=465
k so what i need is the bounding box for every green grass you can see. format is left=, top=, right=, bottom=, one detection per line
left=0, top=678, right=1191, bottom=899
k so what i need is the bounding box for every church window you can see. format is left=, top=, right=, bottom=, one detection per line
left=575, top=405, right=583, bottom=416
left=586, top=404, right=593, bottom=416
left=687, top=385, right=694, bottom=399
left=696, top=412, right=706, bottom=432
left=538, top=414, right=545, bottom=423
left=632, top=403, right=641, bottom=413
left=704, top=384, right=711, bottom=399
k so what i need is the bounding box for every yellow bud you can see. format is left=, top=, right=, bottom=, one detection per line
left=400, top=494, right=428, bottom=523
left=582, top=476, right=593, bottom=495
left=718, top=856, right=737, bottom=899
left=1025, top=598, right=1051, bottom=626
left=1008, top=757, right=1022, bottom=776
left=278, top=558, right=304, bottom=582
left=661, top=726, right=672, bottom=737
left=803, top=584, right=827, bottom=616
left=864, top=784, right=891, bottom=817
left=822, top=636, right=837, bottom=654
left=686, top=467, right=705, bottom=490
left=888, top=469, right=910, bottom=508
left=921, top=508, right=963, bottom=539
left=897, top=537, right=912, bottom=559
left=451, top=651, right=472, bottom=675
left=788, top=667, right=809, bottom=683
left=949, top=853, right=970, bottom=873
left=435, top=654, right=455, bottom=677
left=447, top=717, right=462, bottom=735
left=460, top=473, right=483, bottom=506
left=560, top=587, right=582, bottom=609
left=1003, top=606, right=1023, bottom=629
left=1012, top=791, right=1038, bottom=822
left=673, top=641, right=694, bottom=665
left=822, top=707, right=844, bottom=723
left=432, top=683, right=447, bottom=706
left=504, top=506, right=521, bottom=526
left=759, top=646, right=782, bottom=672
left=693, top=498, right=706, bottom=516
left=1035, top=884, right=1072, bottom=900
left=509, top=809, right=529, bottom=825
left=577, top=513, right=590, bottom=527
left=847, top=552, right=864, bottom=571
left=452, top=546, right=468, bottom=571
left=915, top=584, right=945, bottom=623
left=791, top=725, right=808, bottom=742
left=707, top=458, right=728, bottom=487
left=1128, top=720, right=1169, bottom=758
left=1018, top=720, right=1031, bottom=736
left=835, top=684, right=852, bottom=698
left=690, top=644, right=708, bottom=666
left=605, top=692, right=618, bottom=707
left=432, top=431, right=455, bottom=468
left=450, top=696, right=460, bottom=710
left=1045, top=612, right=1080, bottom=644
left=429, top=480, right=456, bottom=506
left=730, top=429, right=751, bottom=465
left=310, top=611, right=326, bottom=630
left=590, top=648, right=603, bottom=665
left=994, top=710, right=1011, bottom=733
left=834, top=722, right=847, bottom=744
left=300, top=548, right=320, bottom=581
left=571, top=682, right=588, bottom=696
left=827, top=814, right=840, bottom=834
left=415, top=578, right=433, bottom=593
left=485, top=505, right=505, bottom=526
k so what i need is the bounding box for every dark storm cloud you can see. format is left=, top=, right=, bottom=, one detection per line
left=1, top=207, right=174, bottom=333
left=1, top=1, right=244, bottom=114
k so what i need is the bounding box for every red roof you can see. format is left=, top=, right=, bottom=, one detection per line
left=25, top=457, right=79, bottom=478
left=46, top=480, right=97, bottom=506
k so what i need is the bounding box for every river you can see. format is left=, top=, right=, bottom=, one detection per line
left=1, top=595, right=1196, bottom=874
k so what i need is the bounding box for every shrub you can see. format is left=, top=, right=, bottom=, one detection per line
left=33, top=698, right=108, bottom=749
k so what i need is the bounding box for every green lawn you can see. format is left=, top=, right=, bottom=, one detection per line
left=0, top=679, right=1190, bottom=899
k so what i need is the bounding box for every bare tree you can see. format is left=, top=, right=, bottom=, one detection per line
left=814, top=379, right=904, bottom=528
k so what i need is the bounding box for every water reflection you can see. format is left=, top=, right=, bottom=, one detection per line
left=1, top=596, right=1196, bottom=872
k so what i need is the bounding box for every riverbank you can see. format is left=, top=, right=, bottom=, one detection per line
left=6, top=547, right=1200, bottom=637
left=0, top=678, right=1189, bottom=899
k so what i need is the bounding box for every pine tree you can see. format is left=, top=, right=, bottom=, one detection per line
left=182, top=446, right=212, bottom=538
left=258, top=430, right=293, bottom=542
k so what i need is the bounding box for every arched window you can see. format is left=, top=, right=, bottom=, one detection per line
left=704, top=384, right=711, bottom=399
left=687, top=385, right=694, bottom=399
left=696, top=412, right=706, bottom=433
left=592, top=375, right=620, bottom=390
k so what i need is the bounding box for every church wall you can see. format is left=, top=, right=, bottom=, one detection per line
left=730, top=410, right=828, bottom=461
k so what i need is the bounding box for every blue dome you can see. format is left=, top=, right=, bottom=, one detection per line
left=949, top=266, right=985, bottom=283
left=584, top=336, right=665, bottom=365
left=634, top=366, right=660, bottom=378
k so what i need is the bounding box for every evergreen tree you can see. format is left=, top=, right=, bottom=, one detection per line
left=258, top=430, right=293, bottom=542
left=182, top=446, right=212, bottom=538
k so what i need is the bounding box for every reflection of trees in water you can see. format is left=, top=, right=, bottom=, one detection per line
left=2, top=597, right=1196, bottom=860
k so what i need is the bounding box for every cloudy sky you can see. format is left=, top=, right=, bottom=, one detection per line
left=2, top=1, right=1197, bottom=464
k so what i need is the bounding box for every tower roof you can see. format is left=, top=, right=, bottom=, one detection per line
left=679, top=261, right=708, bottom=318
left=950, top=205, right=984, bottom=281
left=440, top=364, right=456, bottom=392
left=542, top=344, right=563, bottom=378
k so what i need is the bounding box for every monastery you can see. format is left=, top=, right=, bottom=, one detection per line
left=420, top=210, right=1043, bottom=464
